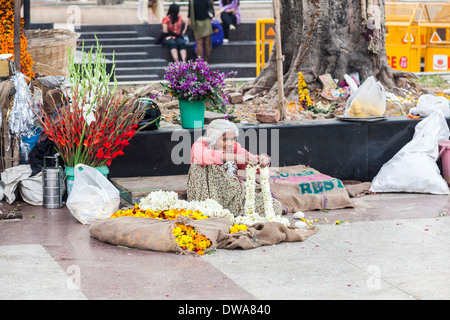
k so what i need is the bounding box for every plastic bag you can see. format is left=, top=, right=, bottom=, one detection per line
left=409, top=94, right=450, bottom=118
left=344, top=76, right=386, bottom=117
left=370, top=110, right=450, bottom=195
left=66, top=164, right=120, bottom=224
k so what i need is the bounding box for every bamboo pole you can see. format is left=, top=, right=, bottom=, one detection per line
left=14, top=0, right=21, bottom=73
left=272, top=0, right=286, bottom=120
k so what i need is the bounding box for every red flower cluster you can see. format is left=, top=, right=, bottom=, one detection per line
left=39, top=88, right=145, bottom=167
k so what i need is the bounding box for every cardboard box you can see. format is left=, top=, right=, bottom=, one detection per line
left=0, top=60, right=11, bottom=78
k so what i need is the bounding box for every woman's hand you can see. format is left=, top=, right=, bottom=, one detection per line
left=258, top=154, right=270, bottom=167
left=215, top=8, right=224, bottom=18
left=234, top=153, right=259, bottom=166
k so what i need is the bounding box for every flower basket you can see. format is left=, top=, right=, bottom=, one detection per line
left=25, top=29, right=80, bottom=77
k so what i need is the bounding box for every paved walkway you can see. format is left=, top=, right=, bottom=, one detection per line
left=0, top=192, right=449, bottom=300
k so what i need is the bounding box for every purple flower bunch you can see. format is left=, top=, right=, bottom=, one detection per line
left=161, top=58, right=236, bottom=109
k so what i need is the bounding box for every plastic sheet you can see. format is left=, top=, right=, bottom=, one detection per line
left=9, top=72, right=37, bottom=140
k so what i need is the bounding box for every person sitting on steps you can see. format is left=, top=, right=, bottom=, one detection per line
left=161, top=3, right=189, bottom=63
left=215, top=0, right=240, bottom=43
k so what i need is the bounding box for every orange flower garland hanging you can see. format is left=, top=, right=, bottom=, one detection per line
left=0, top=0, right=34, bottom=78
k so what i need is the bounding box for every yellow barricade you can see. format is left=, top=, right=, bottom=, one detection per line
left=256, top=19, right=275, bottom=75
left=256, top=3, right=450, bottom=74
left=386, top=2, right=450, bottom=72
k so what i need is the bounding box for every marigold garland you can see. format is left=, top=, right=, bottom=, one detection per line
left=298, top=72, right=312, bottom=109
left=0, top=0, right=34, bottom=78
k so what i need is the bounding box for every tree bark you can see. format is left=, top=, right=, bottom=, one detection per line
left=242, top=0, right=396, bottom=104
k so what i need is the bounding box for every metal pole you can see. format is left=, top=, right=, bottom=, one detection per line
left=272, top=0, right=285, bottom=120
left=14, top=0, right=21, bottom=72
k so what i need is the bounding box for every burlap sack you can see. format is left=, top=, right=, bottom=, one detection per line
left=0, top=80, right=14, bottom=108
left=90, top=216, right=319, bottom=253
left=342, top=180, right=371, bottom=198
left=269, top=165, right=354, bottom=212
left=217, top=222, right=318, bottom=250
left=89, top=216, right=231, bottom=254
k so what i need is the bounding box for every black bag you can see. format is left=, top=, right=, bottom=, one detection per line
left=207, top=0, right=215, bottom=19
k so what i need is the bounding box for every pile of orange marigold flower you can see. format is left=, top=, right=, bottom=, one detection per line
left=0, top=0, right=34, bottom=78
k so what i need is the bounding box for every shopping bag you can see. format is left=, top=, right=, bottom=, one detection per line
left=66, top=164, right=120, bottom=224
left=344, top=76, right=386, bottom=117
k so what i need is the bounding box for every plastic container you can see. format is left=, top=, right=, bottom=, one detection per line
left=178, top=99, right=205, bottom=129
left=65, top=165, right=109, bottom=196
left=438, top=140, right=450, bottom=186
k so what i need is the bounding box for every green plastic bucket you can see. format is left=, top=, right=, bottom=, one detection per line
left=178, top=99, right=206, bottom=129
left=65, top=165, right=109, bottom=196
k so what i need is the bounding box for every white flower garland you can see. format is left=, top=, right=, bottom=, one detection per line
left=235, top=165, right=290, bottom=227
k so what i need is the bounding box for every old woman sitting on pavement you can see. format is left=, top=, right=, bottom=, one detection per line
left=187, top=119, right=284, bottom=217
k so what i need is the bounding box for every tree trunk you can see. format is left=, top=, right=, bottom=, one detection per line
left=242, top=0, right=396, bottom=104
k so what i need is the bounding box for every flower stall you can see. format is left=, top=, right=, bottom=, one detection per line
left=89, top=165, right=318, bottom=256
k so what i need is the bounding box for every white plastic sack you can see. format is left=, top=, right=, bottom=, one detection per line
left=409, top=94, right=450, bottom=118
left=370, top=110, right=450, bottom=194
left=20, top=172, right=43, bottom=206
left=1, top=164, right=32, bottom=204
left=344, top=76, right=386, bottom=118
left=66, top=164, right=120, bottom=224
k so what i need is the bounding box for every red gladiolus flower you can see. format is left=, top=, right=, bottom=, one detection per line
left=96, top=148, right=104, bottom=159
left=111, top=150, right=124, bottom=159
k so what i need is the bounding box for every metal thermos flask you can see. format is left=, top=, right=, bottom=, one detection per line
left=42, top=154, right=63, bottom=209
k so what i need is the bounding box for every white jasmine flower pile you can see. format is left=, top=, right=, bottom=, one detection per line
left=139, top=190, right=235, bottom=220
left=138, top=165, right=290, bottom=227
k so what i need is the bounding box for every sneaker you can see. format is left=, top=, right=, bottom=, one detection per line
left=230, top=24, right=236, bottom=31
left=223, top=38, right=229, bottom=43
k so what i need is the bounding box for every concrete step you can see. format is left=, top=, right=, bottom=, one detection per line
left=114, top=58, right=167, bottom=68
left=209, top=63, right=257, bottom=78
left=102, top=51, right=150, bottom=60
left=78, top=30, right=140, bottom=40
left=80, top=37, right=156, bottom=46
left=97, top=44, right=156, bottom=53
left=76, top=24, right=145, bottom=32
left=115, top=66, right=165, bottom=76
left=75, top=23, right=257, bottom=41
left=115, top=73, right=160, bottom=82
left=115, top=62, right=255, bottom=80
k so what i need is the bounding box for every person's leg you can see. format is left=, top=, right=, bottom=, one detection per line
left=229, top=14, right=237, bottom=30
left=175, top=37, right=187, bottom=62
left=170, top=49, right=179, bottom=62
left=195, top=37, right=205, bottom=59
left=180, top=49, right=187, bottom=62
left=203, top=35, right=211, bottom=61
left=221, top=12, right=232, bottom=40
left=163, top=38, right=180, bottom=62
